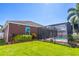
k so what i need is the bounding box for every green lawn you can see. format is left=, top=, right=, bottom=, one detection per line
left=0, top=41, right=79, bottom=56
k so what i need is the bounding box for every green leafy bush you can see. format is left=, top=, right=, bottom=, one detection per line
left=68, top=34, right=79, bottom=43
left=72, top=34, right=79, bottom=40
left=0, top=39, right=5, bottom=45
left=13, top=35, right=32, bottom=42
left=72, top=34, right=79, bottom=43
left=68, top=34, right=74, bottom=41
left=68, top=34, right=79, bottom=41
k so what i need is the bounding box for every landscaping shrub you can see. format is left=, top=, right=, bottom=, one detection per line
left=32, top=33, right=37, bottom=39
left=68, top=34, right=79, bottom=42
left=72, top=34, right=79, bottom=40
left=0, top=39, right=5, bottom=45
left=68, top=34, right=74, bottom=41
left=13, top=35, right=32, bottom=42
left=68, top=34, right=79, bottom=48
left=72, top=34, right=79, bottom=43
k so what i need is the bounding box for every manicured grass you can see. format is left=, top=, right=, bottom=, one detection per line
left=0, top=41, right=79, bottom=56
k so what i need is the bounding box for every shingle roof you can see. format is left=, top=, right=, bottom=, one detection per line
left=7, top=20, right=43, bottom=27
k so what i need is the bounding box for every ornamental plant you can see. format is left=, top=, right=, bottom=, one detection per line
left=13, top=35, right=32, bottom=42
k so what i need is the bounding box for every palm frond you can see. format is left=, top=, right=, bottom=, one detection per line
left=70, top=16, right=78, bottom=25
left=70, top=16, right=76, bottom=24
left=67, top=12, right=76, bottom=21
left=76, top=3, right=79, bottom=10
left=68, top=8, right=76, bottom=13
left=76, top=11, right=79, bottom=17
left=75, top=16, right=79, bottom=24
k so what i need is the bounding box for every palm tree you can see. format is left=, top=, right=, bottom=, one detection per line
left=67, top=3, right=79, bottom=34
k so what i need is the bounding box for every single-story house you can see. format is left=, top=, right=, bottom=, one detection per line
left=2, top=20, right=73, bottom=44
left=3, top=21, right=43, bottom=43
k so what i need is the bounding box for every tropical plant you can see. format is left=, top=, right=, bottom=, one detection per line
left=31, top=33, right=37, bottom=39
left=67, top=3, right=79, bottom=34
left=72, top=33, right=79, bottom=40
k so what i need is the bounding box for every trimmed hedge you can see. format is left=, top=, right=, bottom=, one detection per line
left=13, top=35, right=32, bottom=42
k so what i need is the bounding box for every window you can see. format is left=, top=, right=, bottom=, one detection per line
left=25, top=26, right=30, bottom=34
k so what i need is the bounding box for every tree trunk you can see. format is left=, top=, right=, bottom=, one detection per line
left=73, top=25, right=75, bottom=34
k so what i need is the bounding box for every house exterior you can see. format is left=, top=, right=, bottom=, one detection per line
left=2, top=20, right=73, bottom=44
left=3, top=21, right=44, bottom=43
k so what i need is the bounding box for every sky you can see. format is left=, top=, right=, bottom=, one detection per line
left=0, top=3, right=75, bottom=26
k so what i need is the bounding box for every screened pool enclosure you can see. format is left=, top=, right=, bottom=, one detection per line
left=38, top=22, right=72, bottom=43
